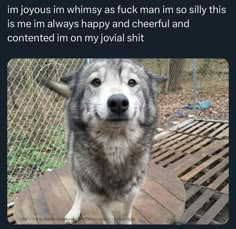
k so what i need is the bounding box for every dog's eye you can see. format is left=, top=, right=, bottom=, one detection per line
left=128, top=79, right=137, bottom=87
left=91, top=78, right=101, bottom=87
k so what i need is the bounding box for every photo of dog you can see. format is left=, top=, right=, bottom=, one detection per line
left=40, top=59, right=166, bottom=224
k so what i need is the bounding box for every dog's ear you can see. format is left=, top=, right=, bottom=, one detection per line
left=147, top=72, right=167, bottom=84
left=60, top=72, right=74, bottom=85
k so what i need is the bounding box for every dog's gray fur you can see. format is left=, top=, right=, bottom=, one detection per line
left=41, top=59, right=166, bottom=224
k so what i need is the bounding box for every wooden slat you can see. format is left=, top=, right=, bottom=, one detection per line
left=143, top=178, right=184, bottom=220
left=133, top=190, right=174, bottom=224
left=186, top=185, right=202, bottom=200
left=196, top=195, right=228, bottom=224
left=158, top=151, right=186, bottom=167
left=194, top=158, right=228, bottom=186
left=221, top=184, right=229, bottom=194
left=14, top=187, right=38, bottom=224
left=199, top=123, right=222, bottom=136
left=37, top=171, right=72, bottom=224
left=152, top=134, right=189, bottom=153
left=180, top=148, right=228, bottom=181
left=152, top=149, right=177, bottom=164
left=168, top=139, right=228, bottom=175
left=208, top=123, right=228, bottom=138
left=178, top=121, right=208, bottom=134
left=179, top=189, right=215, bottom=224
left=215, top=127, right=229, bottom=139
left=207, top=169, right=229, bottom=190
left=148, top=164, right=186, bottom=201
left=29, top=180, right=54, bottom=224
left=190, top=121, right=214, bottom=135
left=152, top=119, right=194, bottom=142
left=175, top=120, right=200, bottom=133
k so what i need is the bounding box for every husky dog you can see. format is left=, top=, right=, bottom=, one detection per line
left=41, top=59, right=166, bottom=224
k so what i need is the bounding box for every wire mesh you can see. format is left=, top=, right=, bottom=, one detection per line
left=7, top=58, right=229, bottom=203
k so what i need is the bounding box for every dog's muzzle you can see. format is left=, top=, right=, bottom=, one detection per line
left=107, top=94, right=129, bottom=114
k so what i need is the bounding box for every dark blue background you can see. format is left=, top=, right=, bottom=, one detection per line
left=0, top=0, right=235, bottom=228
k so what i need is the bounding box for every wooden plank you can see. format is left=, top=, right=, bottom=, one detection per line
left=180, top=148, right=228, bottom=181
left=215, top=127, right=229, bottom=139
left=14, top=187, right=38, bottom=224
left=158, top=151, right=186, bottom=168
left=169, top=139, right=228, bottom=175
left=152, top=119, right=194, bottom=142
left=199, top=123, right=222, bottom=136
left=196, top=195, right=228, bottom=224
left=143, top=178, right=185, bottom=220
left=208, top=169, right=229, bottom=190
left=54, top=168, right=88, bottom=224
left=208, top=123, right=228, bottom=138
left=194, top=158, right=229, bottom=186
left=132, top=208, right=150, bottom=224
left=152, top=134, right=202, bottom=158
left=29, top=180, right=54, bottom=224
left=177, top=121, right=207, bottom=134
left=221, top=184, right=229, bottom=194
left=37, top=171, right=73, bottom=224
left=186, top=185, right=202, bottom=200
left=148, top=164, right=186, bottom=201
left=190, top=121, right=214, bottom=135
left=175, top=120, right=200, bottom=133
left=175, top=137, right=205, bottom=153
left=152, top=133, right=188, bottom=153
left=179, top=189, right=215, bottom=224
left=153, top=132, right=182, bottom=148
left=152, top=149, right=177, bottom=164
left=133, top=190, right=174, bottom=224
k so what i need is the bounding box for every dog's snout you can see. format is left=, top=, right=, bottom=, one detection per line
left=107, top=94, right=129, bottom=114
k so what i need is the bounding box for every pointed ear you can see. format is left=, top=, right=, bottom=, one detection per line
left=60, top=72, right=74, bottom=85
left=147, top=72, right=167, bottom=84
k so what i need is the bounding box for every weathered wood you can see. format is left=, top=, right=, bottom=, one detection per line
left=199, top=123, right=222, bottom=137
left=196, top=194, right=228, bottom=224
left=14, top=187, right=38, bottom=224
left=14, top=164, right=186, bottom=224
left=29, top=180, right=54, bottom=224
left=221, top=184, right=229, bottom=194
left=180, top=148, right=228, bottom=181
left=208, top=169, right=229, bottom=190
left=194, top=158, right=228, bottom=188
left=152, top=119, right=194, bottom=142
left=179, top=189, right=215, bottom=224
left=208, top=123, right=228, bottom=137
left=168, top=139, right=228, bottom=175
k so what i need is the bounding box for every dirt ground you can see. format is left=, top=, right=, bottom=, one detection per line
left=157, top=84, right=229, bottom=130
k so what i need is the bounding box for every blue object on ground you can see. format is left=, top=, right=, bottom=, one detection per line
left=182, top=100, right=213, bottom=110
left=175, top=111, right=186, bottom=118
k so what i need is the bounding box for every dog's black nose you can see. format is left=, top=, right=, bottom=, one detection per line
left=107, top=94, right=129, bottom=114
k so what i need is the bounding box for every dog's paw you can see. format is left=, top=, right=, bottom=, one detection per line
left=64, top=210, right=81, bottom=224
left=119, top=218, right=132, bottom=224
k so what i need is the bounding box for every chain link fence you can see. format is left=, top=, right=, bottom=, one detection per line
left=7, top=58, right=229, bottom=203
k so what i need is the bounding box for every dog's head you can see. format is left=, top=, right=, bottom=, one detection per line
left=63, top=59, right=166, bottom=130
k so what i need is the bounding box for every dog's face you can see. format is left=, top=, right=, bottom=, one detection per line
left=63, top=59, right=166, bottom=129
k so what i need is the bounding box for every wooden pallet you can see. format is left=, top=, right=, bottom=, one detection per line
left=177, top=183, right=228, bottom=224
left=151, top=119, right=229, bottom=194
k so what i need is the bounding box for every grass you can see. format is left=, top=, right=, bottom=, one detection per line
left=7, top=124, right=67, bottom=196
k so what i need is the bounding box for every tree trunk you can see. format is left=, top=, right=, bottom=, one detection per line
left=168, top=59, right=185, bottom=92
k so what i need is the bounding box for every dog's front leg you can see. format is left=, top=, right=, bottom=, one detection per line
left=120, top=199, right=134, bottom=224
left=120, top=187, right=140, bottom=224
left=65, top=186, right=83, bottom=224
left=97, top=201, right=114, bottom=224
